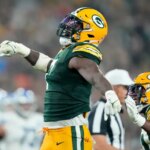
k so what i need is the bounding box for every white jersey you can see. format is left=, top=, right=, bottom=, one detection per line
left=0, top=111, right=43, bottom=150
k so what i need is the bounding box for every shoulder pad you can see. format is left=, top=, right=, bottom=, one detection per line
left=73, top=44, right=102, bottom=60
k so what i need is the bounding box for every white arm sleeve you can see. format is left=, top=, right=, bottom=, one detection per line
left=33, top=53, right=53, bottom=72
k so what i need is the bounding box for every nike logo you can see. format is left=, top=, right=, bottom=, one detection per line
left=56, top=141, right=64, bottom=145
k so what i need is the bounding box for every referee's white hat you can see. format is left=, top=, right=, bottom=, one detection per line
left=105, top=69, right=133, bottom=85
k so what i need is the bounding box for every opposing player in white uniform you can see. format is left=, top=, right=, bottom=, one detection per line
left=0, top=89, right=8, bottom=148
left=0, top=89, right=8, bottom=112
left=0, top=88, right=43, bottom=150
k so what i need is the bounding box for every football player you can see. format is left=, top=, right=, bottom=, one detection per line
left=0, top=7, right=122, bottom=150
left=125, top=72, right=150, bottom=150
left=0, top=89, right=8, bottom=142
left=0, top=89, right=8, bottom=112
left=0, top=88, right=43, bottom=150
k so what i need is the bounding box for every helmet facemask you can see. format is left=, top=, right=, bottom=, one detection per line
left=128, top=84, right=146, bottom=105
left=57, top=15, right=83, bottom=42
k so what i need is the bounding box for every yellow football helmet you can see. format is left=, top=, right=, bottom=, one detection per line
left=128, top=72, right=150, bottom=105
left=57, top=7, right=108, bottom=45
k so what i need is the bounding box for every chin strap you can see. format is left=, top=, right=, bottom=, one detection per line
left=89, top=40, right=99, bottom=45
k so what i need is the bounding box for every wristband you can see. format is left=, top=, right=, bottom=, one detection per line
left=33, top=53, right=52, bottom=72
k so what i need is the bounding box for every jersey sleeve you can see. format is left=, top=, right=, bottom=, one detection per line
left=71, top=44, right=102, bottom=65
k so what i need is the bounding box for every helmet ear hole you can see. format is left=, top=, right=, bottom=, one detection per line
left=88, top=34, right=94, bottom=38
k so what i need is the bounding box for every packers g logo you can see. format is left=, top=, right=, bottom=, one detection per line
left=92, top=15, right=104, bottom=28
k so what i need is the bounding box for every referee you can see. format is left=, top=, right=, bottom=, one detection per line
left=88, top=69, right=133, bottom=150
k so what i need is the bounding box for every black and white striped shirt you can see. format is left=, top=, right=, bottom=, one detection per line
left=88, top=99, right=125, bottom=150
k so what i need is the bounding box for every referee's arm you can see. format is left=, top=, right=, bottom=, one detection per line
left=92, top=135, right=118, bottom=150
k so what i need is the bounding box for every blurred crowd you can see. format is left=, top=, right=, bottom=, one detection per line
left=0, top=0, right=149, bottom=149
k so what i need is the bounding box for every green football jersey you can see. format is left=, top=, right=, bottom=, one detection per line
left=140, top=105, right=150, bottom=150
left=44, top=42, right=102, bottom=121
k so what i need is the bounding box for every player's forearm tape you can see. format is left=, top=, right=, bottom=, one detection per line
left=33, top=53, right=52, bottom=72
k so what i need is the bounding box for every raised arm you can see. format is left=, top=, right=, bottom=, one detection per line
left=69, top=57, right=112, bottom=95
left=125, top=96, right=150, bottom=133
left=69, top=57, right=122, bottom=117
left=0, top=40, right=53, bottom=72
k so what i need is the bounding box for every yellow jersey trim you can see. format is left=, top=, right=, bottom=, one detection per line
left=73, top=45, right=102, bottom=60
